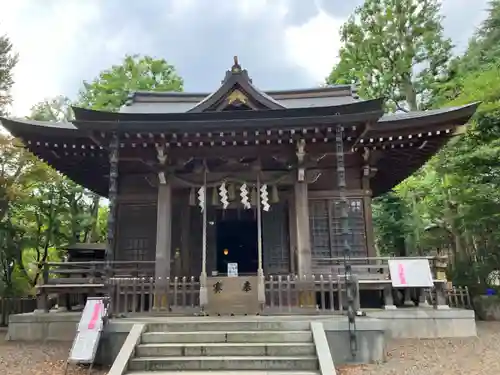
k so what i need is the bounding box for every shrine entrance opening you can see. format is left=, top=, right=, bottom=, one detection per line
left=216, top=210, right=258, bottom=275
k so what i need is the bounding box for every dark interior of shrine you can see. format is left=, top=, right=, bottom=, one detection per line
left=216, top=213, right=258, bottom=275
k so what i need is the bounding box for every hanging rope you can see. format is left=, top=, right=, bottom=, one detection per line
left=172, top=172, right=290, bottom=188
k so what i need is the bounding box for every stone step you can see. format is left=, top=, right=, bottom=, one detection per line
left=136, top=342, right=316, bottom=357
left=141, top=331, right=313, bottom=344
left=127, top=371, right=320, bottom=375
left=128, top=356, right=319, bottom=371
left=147, top=320, right=311, bottom=332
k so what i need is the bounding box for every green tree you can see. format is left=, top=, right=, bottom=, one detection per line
left=29, top=97, right=105, bottom=245
left=0, top=32, right=18, bottom=115
left=77, top=54, right=184, bottom=112
left=372, top=192, right=410, bottom=256
left=327, top=0, right=452, bottom=111
left=29, top=96, right=73, bottom=121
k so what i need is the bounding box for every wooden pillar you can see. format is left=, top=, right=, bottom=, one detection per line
left=361, top=168, right=376, bottom=257
left=180, top=201, right=191, bottom=276
left=294, top=181, right=312, bottom=276
left=154, top=181, right=172, bottom=310
left=288, top=195, right=297, bottom=274
left=294, top=181, right=314, bottom=307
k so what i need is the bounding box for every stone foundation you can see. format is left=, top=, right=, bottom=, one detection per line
left=323, top=318, right=385, bottom=364
left=367, top=308, right=477, bottom=338
left=6, top=308, right=477, bottom=366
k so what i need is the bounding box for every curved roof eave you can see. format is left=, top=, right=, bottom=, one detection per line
left=72, top=98, right=385, bottom=124
left=369, top=103, right=480, bottom=196
left=1, top=117, right=78, bottom=137
left=376, top=102, right=479, bottom=124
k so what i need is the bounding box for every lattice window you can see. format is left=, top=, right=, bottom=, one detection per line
left=330, top=199, right=366, bottom=257
left=309, top=200, right=331, bottom=258
left=117, top=203, right=156, bottom=261
left=122, top=238, right=150, bottom=261
left=309, top=198, right=367, bottom=259
left=263, top=203, right=290, bottom=274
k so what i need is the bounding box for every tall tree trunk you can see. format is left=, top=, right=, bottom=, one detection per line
left=403, top=76, right=418, bottom=111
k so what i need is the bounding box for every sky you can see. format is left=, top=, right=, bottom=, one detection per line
left=0, top=0, right=490, bottom=117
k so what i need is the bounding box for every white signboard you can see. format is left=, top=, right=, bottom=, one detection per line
left=69, top=297, right=107, bottom=364
left=388, top=259, right=434, bottom=288
left=227, top=262, right=238, bottom=277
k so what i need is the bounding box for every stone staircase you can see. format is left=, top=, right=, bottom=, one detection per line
left=126, top=319, right=321, bottom=374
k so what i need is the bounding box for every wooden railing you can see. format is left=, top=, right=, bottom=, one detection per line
left=36, top=261, right=155, bottom=312
left=447, top=286, right=472, bottom=309
left=34, top=256, right=453, bottom=315
left=312, top=256, right=448, bottom=280
left=426, top=285, right=472, bottom=309
left=41, top=260, right=156, bottom=282
left=108, top=276, right=200, bottom=315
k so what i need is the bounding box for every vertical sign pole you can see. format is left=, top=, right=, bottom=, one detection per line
left=199, top=161, right=208, bottom=310
left=106, top=132, right=119, bottom=315
left=256, top=172, right=265, bottom=306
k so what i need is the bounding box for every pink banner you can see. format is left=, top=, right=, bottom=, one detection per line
left=87, top=302, right=102, bottom=330
left=398, top=263, right=407, bottom=285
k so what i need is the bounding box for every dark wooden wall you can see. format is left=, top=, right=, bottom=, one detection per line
left=114, top=163, right=370, bottom=275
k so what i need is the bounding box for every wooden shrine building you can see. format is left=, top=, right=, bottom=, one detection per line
left=1, top=58, right=478, bottom=312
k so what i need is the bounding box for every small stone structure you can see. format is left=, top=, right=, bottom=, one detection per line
left=473, top=295, right=500, bottom=321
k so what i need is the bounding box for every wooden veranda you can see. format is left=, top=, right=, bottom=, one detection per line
left=35, top=256, right=453, bottom=316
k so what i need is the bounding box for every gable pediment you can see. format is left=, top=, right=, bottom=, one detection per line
left=188, top=56, right=285, bottom=113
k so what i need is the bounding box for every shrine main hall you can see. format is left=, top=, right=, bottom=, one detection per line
left=1, top=59, right=477, bottom=301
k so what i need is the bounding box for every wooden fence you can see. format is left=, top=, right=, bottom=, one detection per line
left=446, top=286, right=472, bottom=309
left=106, top=275, right=473, bottom=315
left=426, top=285, right=472, bottom=309
left=108, top=277, right=200, bottom=315
left=33, top=258, right=472, bottom=315
left=0, top=297, right=37, bottom=326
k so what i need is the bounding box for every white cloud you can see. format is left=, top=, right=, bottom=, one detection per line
left=441, top=0, right=489, bottom=53
left=0, top=0, right=100, bottom=117
left=0, top=0, right=491, bottom=119
left=284, top=10, right=343, bottom=85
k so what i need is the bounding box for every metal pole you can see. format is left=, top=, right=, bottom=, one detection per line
left=105, top=132, right=119, bottom=315
left=199, top=162, right=208, bottom=309
left=335, top=125, right=357, bottom=360
left=106, top=132, right=119, bottom=264
left=256, top=173, right=265, bottom=305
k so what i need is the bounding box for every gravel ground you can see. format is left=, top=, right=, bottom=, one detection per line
left=337, top=321, right=500, bottom=375
left=0, top=322, right=499, bottom=375
left=0, top=328, right=108, bottom=375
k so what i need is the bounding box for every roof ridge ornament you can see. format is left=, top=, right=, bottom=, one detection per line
left=231, top=56, right=241, bottom=73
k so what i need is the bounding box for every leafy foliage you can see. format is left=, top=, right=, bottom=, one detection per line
left=369, top=1, right=500, bottom=293
left=0, top=32, right=18, bottom=115
left=77, top=54, right=184, bottom=111
left=327, top=0, right=452, bottom=111
left=0, top=53, right=184, bottom=296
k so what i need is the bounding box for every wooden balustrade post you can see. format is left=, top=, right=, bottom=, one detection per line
left=434, top=282, right=450, bottom=309
left=383, top=285, right=396, bottom=310
left=106, top=265, right=114, bottom=317
left=35, top=262, right=49, bottom=313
